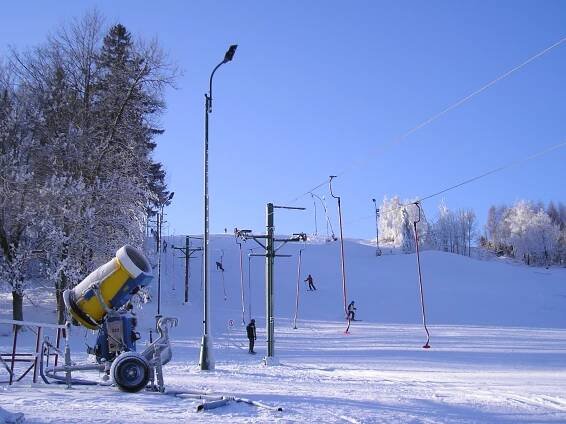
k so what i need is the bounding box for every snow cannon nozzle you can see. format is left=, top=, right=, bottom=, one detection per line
left=63, top=245, right=153, bottom=330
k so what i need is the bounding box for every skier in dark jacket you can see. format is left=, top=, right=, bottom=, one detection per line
left=304, top=274, right=317, bottom=291
left=246, top=319, right=257, bottom=354
left=347, top=301, right=357, bottom=321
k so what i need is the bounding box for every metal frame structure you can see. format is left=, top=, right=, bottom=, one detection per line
left=0, top=319, right=65, bottom=385
left=235, top=202, right=306, bottom=364
left=172, top=236, right=203, bottom=303
left=39, top=316, right=177, bottom=391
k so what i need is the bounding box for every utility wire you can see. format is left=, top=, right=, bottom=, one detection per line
left=286, top=36, right=566, bottom=205
left=345, top=139, right=566, bottom=225
left=417, top=140, right=566, bottom=203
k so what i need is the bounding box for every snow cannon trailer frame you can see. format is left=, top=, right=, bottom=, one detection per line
left=40, top=316, right=177, bottom=392
left=39, top=245, right=178, bottom=393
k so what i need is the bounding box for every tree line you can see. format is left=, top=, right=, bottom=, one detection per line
left=0, top=12, right=176, bottom=323
left=378, top=197, right=477, bottom=256
left=378, top=197, right=565, bottom=266
left=481, top=201, right=565, bottom=266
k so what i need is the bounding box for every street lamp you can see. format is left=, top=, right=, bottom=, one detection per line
left=200, top=44, right=238, bottom=371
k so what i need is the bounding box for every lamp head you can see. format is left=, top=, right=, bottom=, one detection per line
left=224, top=45, right=238, bottom=63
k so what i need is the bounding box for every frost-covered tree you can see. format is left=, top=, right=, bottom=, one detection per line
left=460, top=209, right=477, bottom=257
left=503, top=201, right=559, bottom=266
left=484, top=205, right=512, bottom=255
left=378, top=196, right=405, bottom=247
left=431, top=201, right=454, bottom=253
left=429, top=202, right=476, bottom=256
left=1, top=12, right=177, bottom=323
left=0, top=70, right=43, bottom=322
left=401, top=208, right=414, bottom=253
left=378, top=196, right=428, bottom=250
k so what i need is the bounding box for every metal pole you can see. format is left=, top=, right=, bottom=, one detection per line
left=200, top=45, right=238, bottom=370
left=54, top=327, right=62, bottom=367
left=64, top=322, right=72, bottom=389
left=311, top=194, right=318, bottom=236
left=293, top=249, right=303, bottom=329
left=329, top=177, right=348, bottom=317
left=9, top=325, right=18, bottom=385
left=266, top=203, right=275, bottom=360
left=200, top=89, right=214, bottom=370
left=33, top=326, right=42, bottom=383
left=156, top=209, right=162, bottom=319
left=247, top=249, right=253, bottom=322
left=237, top=242, right=246, bottom=325
left=184, top=236, right=190, bottom=303
left=413, top=202, right=431, bottom=349
left=372, top=198, right=381, bottom=256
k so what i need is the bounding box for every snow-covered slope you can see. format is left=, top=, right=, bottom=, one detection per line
left=3, top=235, right=564, bottom=333
left=1, top=235, right=566, bottom=423
left=140, top=234, right=566, bottom=337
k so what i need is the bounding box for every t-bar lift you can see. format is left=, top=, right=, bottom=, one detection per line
left=235, top=202, right=306, bottom=365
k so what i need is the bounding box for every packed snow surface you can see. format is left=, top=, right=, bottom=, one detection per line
left=1, top=236, right=565, bottom=423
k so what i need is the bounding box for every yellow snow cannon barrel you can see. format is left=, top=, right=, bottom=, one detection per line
left=63, top=245, right=153, bottom=330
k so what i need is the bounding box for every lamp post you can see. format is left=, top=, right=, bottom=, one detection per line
left=199, top=44, right=238, bottom=371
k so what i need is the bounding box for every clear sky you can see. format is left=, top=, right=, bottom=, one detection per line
left=2, top=1, right=565, bottom=239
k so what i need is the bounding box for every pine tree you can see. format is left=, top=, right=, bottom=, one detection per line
left=2, top=14, right=177, bottom=323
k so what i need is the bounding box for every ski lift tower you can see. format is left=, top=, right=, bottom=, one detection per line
left=235, top=203, right=306, bottom=365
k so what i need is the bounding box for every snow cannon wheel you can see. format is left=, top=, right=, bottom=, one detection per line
left=111, top=352, right=150, bottom=393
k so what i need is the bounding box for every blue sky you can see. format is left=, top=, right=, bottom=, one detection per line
left=2, top=1, right=565, bottom=238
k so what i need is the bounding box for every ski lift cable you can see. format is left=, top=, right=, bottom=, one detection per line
left=310, top=191, right=337, bottom=240
left=417, top=140, right=566, bottom=203
left=292, top=245, right=306, bottom=329
left=285, top=36, right=566, bottom=205
left=235, top=240, right=246, bottom=325
left=311, top=193, right=318, bottom=236
left=246, top=248, right=256, bottom=321
left=345, top=139, right=566, bottom=225
left=216, top=249, right=227, bottom=301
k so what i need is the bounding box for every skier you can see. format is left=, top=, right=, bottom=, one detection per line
left=304, top=274, right=317, bottom=291
left=347, top=301, right=357, bottom=321
left=246, top=319, right=257, bottom=354
left=216, top=261, right=224, bottom=272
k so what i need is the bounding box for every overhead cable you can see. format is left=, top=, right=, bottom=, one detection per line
left=286, top=36, right=566, bottom=204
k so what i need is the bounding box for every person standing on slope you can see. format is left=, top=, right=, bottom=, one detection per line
left=304, top=274, right=317, bottom=291
left=347, top=301, right=357, bottom=321
left=246, top=319, right=257, bottom=354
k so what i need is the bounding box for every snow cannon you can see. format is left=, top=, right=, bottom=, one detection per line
left=64, top=245, right=152, bottom=330
left=42, top=245, right=177, bottom=393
